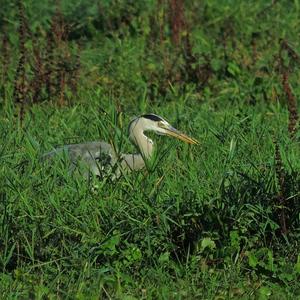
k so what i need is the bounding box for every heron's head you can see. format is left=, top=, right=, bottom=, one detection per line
left=129, top=114, right=199, bottom=145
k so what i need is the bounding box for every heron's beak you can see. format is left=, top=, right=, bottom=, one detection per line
left=160, top=123, right=199, bottom=145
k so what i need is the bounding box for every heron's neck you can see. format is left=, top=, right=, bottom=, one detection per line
left=130, top=128, right=154, bottom=160
left=122, top=132, right=153, bottom=171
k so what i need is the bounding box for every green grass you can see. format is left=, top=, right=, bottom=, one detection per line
left=1, top=96, right=299, bottom=298
left=1, top=0, right=300, bottom=298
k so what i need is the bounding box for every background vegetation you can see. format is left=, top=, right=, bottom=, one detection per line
left=0, top=0, right=299, bottom=298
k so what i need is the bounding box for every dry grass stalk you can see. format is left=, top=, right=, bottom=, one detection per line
left=281, top=71, right=299, bottom=138
left=58, top=69, right=66, bottom=106
left=68, top=51, right=81, bottom=95
left=31, top=41, right=46, bottom=103
left=1, top=30, right=10, bottom=83
left=169, top=0, right=185, bottom=47
left=45, top=23, right=55, bottom=98
left=13, top=0, right=29, bottom=125
left=43, top=2, right=80, bottom=105
left=279, top=40, right=299, bottom=139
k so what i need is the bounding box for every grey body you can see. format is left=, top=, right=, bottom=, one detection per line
left=43, top=114, right=198, bottom=180
left=44, top=140, right=144, bottom=179
left=44, top=141, right=116, bottom=177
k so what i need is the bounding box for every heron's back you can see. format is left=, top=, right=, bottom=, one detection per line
left=43, top=141, right=117, bottom=178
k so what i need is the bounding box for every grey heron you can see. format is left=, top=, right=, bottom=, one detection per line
left=44, top=114, right=198, bottom=179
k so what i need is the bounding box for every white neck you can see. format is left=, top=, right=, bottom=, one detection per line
left=129, top=119, right=154, bottom=159
left=121, top=134, right=153, bottom=171
left=121, top=119, right=154, bottom=171
left=133, top=133, right=153, bottom=159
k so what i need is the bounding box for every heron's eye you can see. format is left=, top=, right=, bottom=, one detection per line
left=158, top=121, right=165, bottom=128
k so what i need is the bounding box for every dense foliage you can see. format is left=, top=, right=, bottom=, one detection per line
left=0, top=0, right=299, bottom=298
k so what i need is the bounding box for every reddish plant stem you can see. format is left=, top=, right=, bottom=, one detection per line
left=169, top=0, right=185, bottom=47
left=281, top=71, right=299, bottom=139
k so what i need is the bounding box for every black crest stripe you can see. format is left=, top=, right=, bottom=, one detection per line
left=142, top=114, right=163, bottom=121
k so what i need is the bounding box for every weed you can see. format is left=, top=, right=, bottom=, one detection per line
left=278, top=39, right=299, bottom=139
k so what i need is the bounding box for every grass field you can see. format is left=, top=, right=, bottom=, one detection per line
left=1, top=0, right=300, bottom=299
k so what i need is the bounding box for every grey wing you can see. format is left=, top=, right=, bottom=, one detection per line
left=43, top=141, right=118, bottom=178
